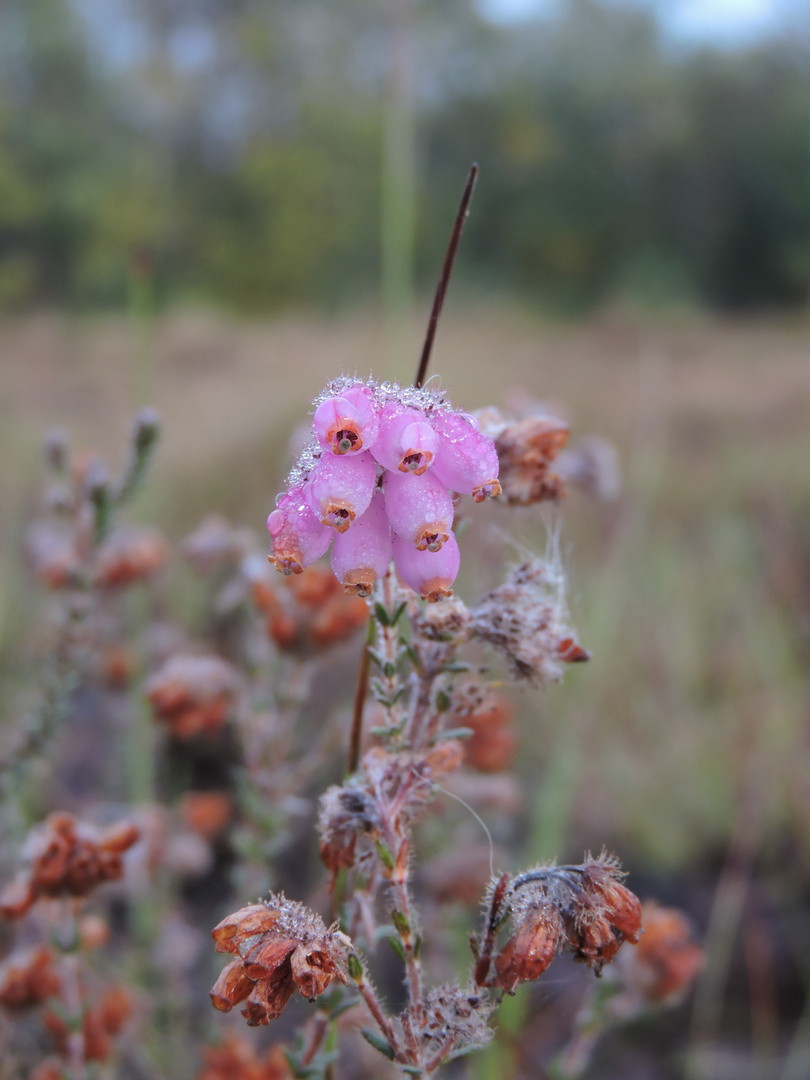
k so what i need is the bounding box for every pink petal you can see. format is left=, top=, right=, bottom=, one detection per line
left=267, top=485, right=332, bottom=575
left=383, top=469, right=454, bottom=551
left=313, top=385, right=379, bottom=455
left=331, top=492, right=392, bottom=596
left=393, top=532, right=460, bottom=602
left=303, top=452, right=377, bottom=533
left=431, top=411, right=501, bottom=502
left=371, top=403, right=437, bottom=475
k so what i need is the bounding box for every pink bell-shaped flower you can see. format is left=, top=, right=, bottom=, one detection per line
left=267, top=485, right=333, bottom=575
left=371, top=403, right=438, bottom=476
left=392, top=532, right=460, bottom=602
left=303, top=451, right=377, bottom=533
left=331, top=491, right=392, bottom=597
left=383, top=469, right=454, bottom=552
left=431, top=411, right=501, bottom=502
left=313, top=384, right=379, bottom=456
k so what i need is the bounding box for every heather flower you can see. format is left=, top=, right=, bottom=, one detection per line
left=302, top=450, right=377, bottom=532
left=211, top=896, right=349, bottom=1025
left=475, top=854, right=641, bottom=989
left=392, top=532, right=460, bottom=603
left=0, top=813, right=140, bottom=918
left=383, top=469, right=454, bottom=551
left=250, top=564, right=368, bottom=651
left=145, top=654, right=241, bottom=739
left=331, top=490, right=392, bottom=596
left=431, top=410, right=501, bottom=502
left=614, top=901, right=703, bottom=1004
left=267, top=485, right=332, bottom=576
left=485, top=411, right=569, bottom=506
left=371, top=402, right=438, bottom=474
left=0, top=946, right=61, bottom=1011
left=268, top=376, right=500, bottom=600
left=313, top=383, right=379, bottom=455
left=44, top=984, right=133, bottom=1063
left=93, top=525, right=168, bottom=587
left=200, top=1036, right=293, bottom=1080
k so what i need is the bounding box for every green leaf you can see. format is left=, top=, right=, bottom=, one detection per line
left=361, top=1029, right=395, bottom=1060
left=391, top=909, right=410, bottom=936
left=375, top=840, right=395, bottom=871
left=432, top=727, right=474, bottom=742
left=388, top=935, right=407, bottom=963
left=347, top=953, right=363, bottom=981
left=374, top=603, right=391, bottom=627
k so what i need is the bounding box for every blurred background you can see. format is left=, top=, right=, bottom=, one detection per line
left=1, top=0, right=810, bottom=1077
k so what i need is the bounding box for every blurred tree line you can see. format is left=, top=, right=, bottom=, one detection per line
left=1, top=0, right=809, bottom=314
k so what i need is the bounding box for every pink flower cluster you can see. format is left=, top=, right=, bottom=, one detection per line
left=267, top=378, right=501, bottom=602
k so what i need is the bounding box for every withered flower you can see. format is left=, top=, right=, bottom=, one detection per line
left=562, top=857, right=643, bottom=971
left=452, top=690, right=517, bottom=774
left=491, top=413, right=569, bottom=506
left=211, top=896, right=348, bottom=1025
left=44, top=984, right=133, bottom=1062
left=471, top=557, right=589, bottom=686
left=616, top=900, right=703, bottom=1004
left=200, top=1035, right=292, bottom=1080
left=0, top=946, right=60, bottom=1010
left=493, top=901, right=562, bottom=994
left=145, top=654, right=240, bottom=739
left=317, top=785, right=378, bottom=884
left=251, top=565, right=368, bottom=653
left=0, top=813, right=140, bottom=919
left=476, top=854, right=642, bottom=990
left=92, top=525, right=168, bottom=587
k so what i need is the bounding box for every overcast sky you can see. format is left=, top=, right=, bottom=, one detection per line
left=478, top=0, right=797, bottom=45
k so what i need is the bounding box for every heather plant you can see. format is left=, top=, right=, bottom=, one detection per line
left=0, top=173, right=704, bottom=1080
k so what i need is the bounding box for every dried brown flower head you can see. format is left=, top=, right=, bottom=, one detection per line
left=618, top=900, right=703, bottom=1003
left=44, top=984, right=133, bottom=1062
left=200, top=1035, right=292, bottom=1080
left=454, top=692, right=517, bottom=773
left=211, top=896, right=348, bottom=1025
left=476, top=854, right=642, bottom=990
left=93, top=525, right=168, bottom=587
left=0, top=946, right=60, bottom=1011
left=317, top=784, right=378, bottom=884
left=251, top=565, right=368, bottom=653
left=0, top=813, right=140, bottom=918
left=181, top=791, right=234, bottom=841
left=145, top=654, right=240, bottom=739
left=476, top=407, right=569, bottom=506
left=471, top=556, right=589, bottom=686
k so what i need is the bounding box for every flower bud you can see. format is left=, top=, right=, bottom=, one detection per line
left=384, top=469, right=454, bottom=552
left=371, top=403, right=438, bottom=475
left=393, top=532, right=460, bottom=602
left=331, top=491, right=392, bottom=596
left=431, top=411, right=501, bottom=502
left=267, top=484, right=332, bottom=575
left=313, top=384, right=379, bottom=455
left=303, top=451, right=377, bottom=533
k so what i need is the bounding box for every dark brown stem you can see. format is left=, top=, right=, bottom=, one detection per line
left=348, top=616, right=375, bottom=774
left=414, top=163, right=479, bottom=388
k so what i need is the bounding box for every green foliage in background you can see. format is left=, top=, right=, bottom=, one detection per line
left=1, top=0, right=809, bottom=313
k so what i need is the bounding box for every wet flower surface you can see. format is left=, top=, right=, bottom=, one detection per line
left=267, top=377, right=501, bottom=600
